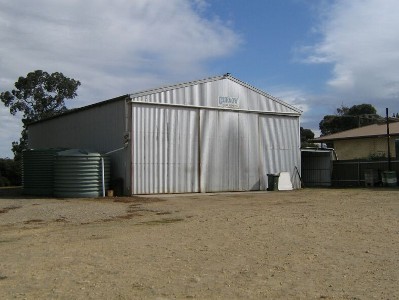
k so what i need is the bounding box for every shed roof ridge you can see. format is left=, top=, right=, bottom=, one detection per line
left=226, top=76, right=302, bottom=113
left=129, top=74, right=225, bottom=98
left=129, top=73, right=302, bottom=114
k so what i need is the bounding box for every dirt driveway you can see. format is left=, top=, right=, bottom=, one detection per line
left=0, top=188, right=398, bottom=299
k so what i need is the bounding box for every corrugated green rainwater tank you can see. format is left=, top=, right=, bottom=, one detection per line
left=54, top=149, right=111, bottom=198
left=22, top=149, right=61, bottom=196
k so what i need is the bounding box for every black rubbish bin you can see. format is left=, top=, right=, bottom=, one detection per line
left=267, top=173, right=280, bottom=191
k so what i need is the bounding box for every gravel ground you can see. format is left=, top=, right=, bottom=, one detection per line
left=0, top=188, right=398, bottom=299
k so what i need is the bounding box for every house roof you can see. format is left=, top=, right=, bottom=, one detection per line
left=314, top=121, right=399, bottom=142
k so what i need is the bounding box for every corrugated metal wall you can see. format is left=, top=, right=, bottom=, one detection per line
left=301, top=150, right=332, bottom=187
left=131, top=103, right=301, bottom=193
left=259, top=116, right=301, bottom=189
left=28, top=99, right=130, bottom=194
left=132, top=105, right=199, bottom=194
left=130, top=77, right=301, bottom=194
left=199, top=110, right=261, bottom=192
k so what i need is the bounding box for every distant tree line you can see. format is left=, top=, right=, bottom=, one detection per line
left=300, top=103, right=388, bottom=147
left=319, top=104, right=381, bottom=136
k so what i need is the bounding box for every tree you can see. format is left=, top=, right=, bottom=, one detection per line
left=11, top=130, right=28, bottom=162
left=1, top=70, right=81, bottom=160
left=0, top=158, right=21, bottom=186
left=319, top=104, right=381, bottom=136
left=300, top=127, right=316, bottom=148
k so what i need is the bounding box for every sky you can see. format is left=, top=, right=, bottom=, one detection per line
left=1, top=0, right=399, bottom=158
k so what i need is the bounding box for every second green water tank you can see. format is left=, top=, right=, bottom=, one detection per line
left=54, top=149, right=110, bottom=198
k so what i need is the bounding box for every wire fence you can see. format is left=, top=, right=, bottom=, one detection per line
left=332, top=159, right=399, bottom=187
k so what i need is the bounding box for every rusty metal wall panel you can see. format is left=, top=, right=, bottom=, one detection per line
left=132, top=104, right=199, bottom=194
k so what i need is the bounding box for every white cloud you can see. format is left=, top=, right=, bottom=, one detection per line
left=0, top=0, right=240, bottom=157
left=269, top=87, right=309, bottom=115
left=305, top=0, right=399, bottom=100
left=266, top=85, right=323, bottom=136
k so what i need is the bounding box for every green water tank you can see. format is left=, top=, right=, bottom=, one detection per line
left=22, top=149, right=62, bottom=196
left=54, top=149, right=111, bottom=198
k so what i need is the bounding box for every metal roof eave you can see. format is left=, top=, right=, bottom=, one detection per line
left=27, top=95, right=128, bottom=127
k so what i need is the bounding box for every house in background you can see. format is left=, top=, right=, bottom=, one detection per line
left=314, top=122, right=399, bottom=160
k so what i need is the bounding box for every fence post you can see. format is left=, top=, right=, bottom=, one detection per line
left=358, top=160, right=361, bottom=186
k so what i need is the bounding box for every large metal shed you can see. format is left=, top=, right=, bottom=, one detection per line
left=28, top=74, right=302, bottom=195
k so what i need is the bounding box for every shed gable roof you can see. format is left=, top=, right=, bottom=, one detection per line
left=129, top=74, right=302, bottom=114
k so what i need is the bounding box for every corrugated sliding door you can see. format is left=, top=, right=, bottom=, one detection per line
left=238, top=113, right=260, bottom=191
left=132, top=105, right=199, bottom=194
left=259, top=115, right=300, bottom=190
left=200, top=110, right=259, bottom=192
left=200, top=110, right=239, bottom=192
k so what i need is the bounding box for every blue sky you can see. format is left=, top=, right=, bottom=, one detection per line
left=1, top=0, right=399, bottom=158
left=209, top=1, right=326, bottom=87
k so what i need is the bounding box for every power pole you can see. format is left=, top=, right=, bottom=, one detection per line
left=386, top=108, right=391, bottom=171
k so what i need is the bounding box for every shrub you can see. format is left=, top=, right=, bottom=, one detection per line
left=0, top=158, right=21, bottom=186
